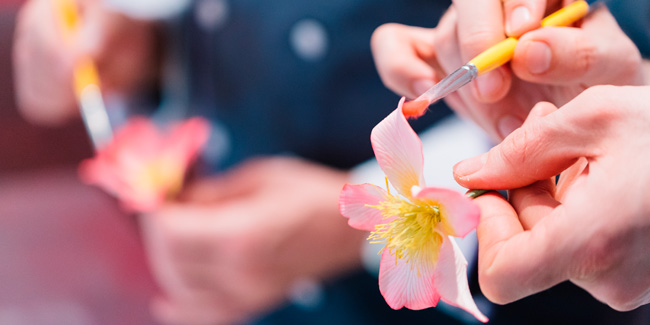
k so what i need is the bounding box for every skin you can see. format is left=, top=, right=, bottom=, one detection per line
left=13, top=0, right=157, bottom=125
left=370, top=0, right=644, bottom=141
left=372, top=0, right=650, bottom=311
left=140, top=157, right=366, bottom=325
left=454, top=85, right=650, bottom=311
left=14, top=3, right=365, bottom=324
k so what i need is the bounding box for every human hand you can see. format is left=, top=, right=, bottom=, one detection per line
left=371, top=1, right=644, bottom=140
left=139, top=157, right=366, bottom=324
left=13, top=0, right=157, bottom=125
left=453, top=85, right=650, bottom=311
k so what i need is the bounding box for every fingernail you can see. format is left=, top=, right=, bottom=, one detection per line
left=525, top=41, right=552, bottom=75
left=507, top=6, right=531, bottom=36
left=454, top=153, right=487, bottom=178
left=498, top=115, right=523, bottom=139
left=476, top=69, right=504, bottom=101
left=412, top=79, right=435, bottom=97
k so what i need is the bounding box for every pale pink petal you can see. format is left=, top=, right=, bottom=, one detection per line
left=78, top=117, right=210, bottom=213
left=166, top=117, right=211, bottom=166
left=434, top=237, right=488, bottom=323
left=371, top=97, right=425, bottom=197
left=378, top=244, right=441, bottom=310
left=412, top=186, right=480, bottom=238
left=339, top=184, right=392, bottom=231
left=79, top=156, right=165, bottom=212
left=111, top=117, right=165, bottom=157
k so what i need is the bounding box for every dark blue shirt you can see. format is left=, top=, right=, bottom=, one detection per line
left=176, top=0, right=452, bottom=170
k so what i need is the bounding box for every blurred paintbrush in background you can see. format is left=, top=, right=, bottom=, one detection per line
left=54, top=0, right=113, bottom=150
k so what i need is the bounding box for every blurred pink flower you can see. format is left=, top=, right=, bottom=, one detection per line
left=339, top=98, right=487, bottom=322
left=79, top=117, right=210, bottom=212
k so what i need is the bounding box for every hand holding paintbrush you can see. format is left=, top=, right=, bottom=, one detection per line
left=371, top=0, right=644, bottom=140
left=13, top=0, right=157, bottom=141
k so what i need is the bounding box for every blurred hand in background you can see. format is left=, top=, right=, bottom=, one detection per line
left=140, top=157, right=366, bottom=325
left=13, top=0, right=158, bottom=125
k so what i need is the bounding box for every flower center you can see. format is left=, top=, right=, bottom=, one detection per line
left=135, top=157, right=184, bottom=196
left=367, top=195, right=444, bottom=267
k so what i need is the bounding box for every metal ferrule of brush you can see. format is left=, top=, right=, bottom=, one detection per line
left=426, top=63, right=478, bottom=103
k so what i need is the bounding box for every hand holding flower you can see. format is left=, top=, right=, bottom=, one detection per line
left=455, top=86, right=650, bottom=311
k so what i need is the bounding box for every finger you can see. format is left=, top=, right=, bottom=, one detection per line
left=453, top=99, right=596, bottom=189
left=476, top=192, right=571, bottom=304
left=511, top=7, right=644, bottom=86
left=151, top=295, right=245, bottom=325
left=432, top=7, right=464, bottom=75
left=555, top=157, right=588, bottom=201
left=452, top=0, right=511, bottom=102
left=508, top=179, right=559, bottom=230
left=522, top=93, right=558, bottom=124
left=503, top=0, right=557, bottom=36
left=180, top=159, right=270, bottom=203
left=431, top=7, right=480, bottom=122
left=474, top=192, right=523, bottom=263
left=371, top=23, right=439, bottom=99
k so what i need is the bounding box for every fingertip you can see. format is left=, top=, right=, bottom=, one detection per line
left=525, top=101, right=558, bottom=123
left=411, top=79, right=435, bottom=98
left=453, top=153, right=487, bottom=186
left=505, top=5, right=532, bottom=37
left=473, top=67, right=510, bottom=103
left=504, top=1, right=544, bottom=37
left=525, top=40, right=552, bottom=75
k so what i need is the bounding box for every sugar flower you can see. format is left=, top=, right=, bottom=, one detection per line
left=79, top=117, right=210, bottom=212
left=339, top=98, right=487, bottom=322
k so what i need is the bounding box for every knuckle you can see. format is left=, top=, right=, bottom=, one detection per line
left=573, top=37, right=598, bottom=77
left=577, top=86, right=625, bottom=128
left=499, top=125, right=537, bottom=169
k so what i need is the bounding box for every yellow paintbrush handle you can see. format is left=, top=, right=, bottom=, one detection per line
left=469, top=0, right=590, bottom=75
left=54, top=0, right=102, bottom=95
left=73, top=57, right=101, bottom=97
left=468, top=37, right=518, bottom=75
left=541, top=0, right=589, bottom=27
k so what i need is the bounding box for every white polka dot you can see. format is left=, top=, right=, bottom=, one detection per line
left=290, top=19, right=329, bottom=62
left=202, top=120, right=231, bottom=168
left=195, top=0, right=230, bottom=32
left=107, top=0, right=190, bottom=19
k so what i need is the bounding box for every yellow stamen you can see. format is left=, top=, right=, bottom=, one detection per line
left=367, top=193, right=447, bottom=270
left=134, top=158, right=185, bottom=197
left=385, top=176, right=391, bottom=195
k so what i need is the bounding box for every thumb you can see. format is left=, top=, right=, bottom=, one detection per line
left=511, top=7, right=644, bottom=87
left=453, top=99, right=595, bottom=190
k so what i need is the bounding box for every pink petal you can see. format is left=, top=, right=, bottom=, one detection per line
left=339, top=184, right=391, bottom=231
left=378, top=243, right=441, bottom=310
left=412, top=187, right=480, bottom=238
left=434, top=237, right=488, bottom=323
left=78, top=117, right=210, bottom=212
left=166, top=117, right=211, bottom=166
left=371, top=97, right=425, bottom=197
